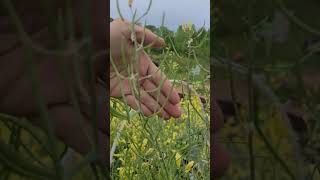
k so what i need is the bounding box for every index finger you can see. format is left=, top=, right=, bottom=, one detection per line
left=212, top=99, right=224, bottom=133
left=114, top=19, right=165, bottom=48
left=140, top=52, right=180, bottom=105
left=135, top=25, right=165, bottom=48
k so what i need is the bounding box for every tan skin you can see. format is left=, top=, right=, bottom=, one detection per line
left=110, top=19, right=182, bottom=120
left=0, top=1, right=229, bottom=177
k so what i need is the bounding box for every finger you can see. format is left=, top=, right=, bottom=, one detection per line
left=161, top=110, right=170, bottom=120
left=78, top=81, right=109, bottom=135
left=112, top=19, right=165, bottom=48
left=132, top=87, right=173, bottom=120
left=138, top=88, right=161, bottom=114
left=140, top=90, right=170, bottom=119
left=212, top=99, right=224, bottom=133
left=140, top=52, right=181, bottom=105
left=110, top=78, right=132, bottom=98
left=95, top=82, right=108, bottom=134
left=125, top=94, right=153, bottom=117
left=212, top=137, right=230, bottom=178
left=142, top=79, right=181, bottom=118
left=93, top=50, right=108, bottom=78
left=135, top=25, right=165, bottom=48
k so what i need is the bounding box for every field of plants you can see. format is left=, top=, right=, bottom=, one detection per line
left=110, top=1, right=211, bottom=179
left=0, top=0, right=210, bottom=179
left=213, top=0, right=320, bottom=179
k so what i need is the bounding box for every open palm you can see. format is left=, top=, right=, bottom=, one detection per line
left=110, top=19, right=181, bottom=120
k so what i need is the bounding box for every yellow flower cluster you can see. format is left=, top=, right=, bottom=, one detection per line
left=182, top=21, right=193, bottom=32
left=128, top=0, right=133, bottom=7
left=110, top=93, right=209, bottom=178
left=190, top=95, right=203, bottom=113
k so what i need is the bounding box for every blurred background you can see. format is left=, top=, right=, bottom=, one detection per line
left=212, top=0, right=320, bottom=179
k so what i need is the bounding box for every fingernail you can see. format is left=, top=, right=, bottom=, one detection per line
left=175, top=106, right=182, bottom=118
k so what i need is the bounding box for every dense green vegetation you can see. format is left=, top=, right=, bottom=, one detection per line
left=213, top=0, right=320, bottom=179
left=110, top=12, right=211, bottom=180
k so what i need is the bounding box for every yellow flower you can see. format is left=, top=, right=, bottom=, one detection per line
left=132, top=135, right=137, bottom=143
left=182, top=24, right=187, bottom=32
left=145, top=148, right=154, bottom=155
left=181, top=112, right=187, bottom=119
left=128, top=0, right=133, bottom=7
left=181, top=21, right=193, bottom=32
left=141, top=138, right=148, bottom=151
left=172, top=61, right=179, bottom=69
left=172, top=132, right=178, bottom=140
left=142, top=162, right=150, bottom=167
left=191, top=96, right=202, bottom=113
left=164, top=138, right=172, bottom=145
left=117, top=167, right=125, bottom=177
left=130, top=143, right=136, bottom=151
left=188, top=21, right=193, bottom=31
left=113, top=153, right=122, bottom=157
left=129, top=144, right=137, bottom=160
left=130, top=149, right=136, bottom=160
left=185, top=161, right=195, bottom=173
left=175, top=153, right=182, bottom=167
left=119, top=139, right=126, bottom=144
left=119, top=158, right=125, bottom=164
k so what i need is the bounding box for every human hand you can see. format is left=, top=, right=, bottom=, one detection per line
left=0, top=0, right=110, bottom=166
left=110, top=19, right=181, bottom=120
left=212, top=99, right=230, bottom=178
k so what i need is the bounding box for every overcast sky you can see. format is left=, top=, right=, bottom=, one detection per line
left=110, top=0, right=210, bottom=31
